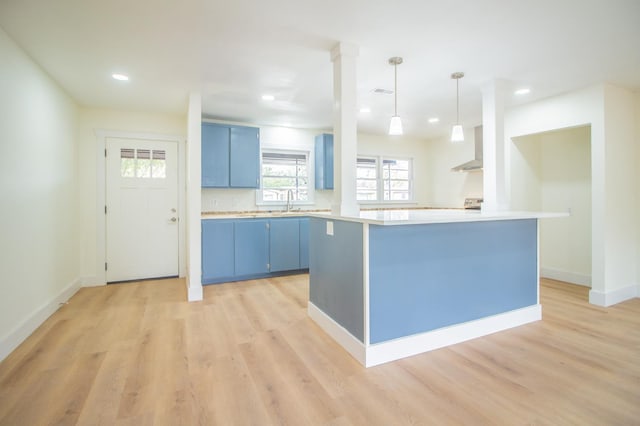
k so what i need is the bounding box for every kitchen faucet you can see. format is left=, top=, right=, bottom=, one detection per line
left=286, top=189, right=294, bottom=212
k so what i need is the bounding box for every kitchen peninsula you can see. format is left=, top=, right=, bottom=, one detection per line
left=307, top=209, right=566, bottom=367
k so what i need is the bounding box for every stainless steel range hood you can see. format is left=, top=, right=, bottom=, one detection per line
left=451, top=126, right=483, bottom=172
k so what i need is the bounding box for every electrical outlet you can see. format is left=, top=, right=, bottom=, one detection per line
left=326, top=221, right=334, bottom=236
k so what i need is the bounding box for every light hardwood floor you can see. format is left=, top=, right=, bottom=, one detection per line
left=0, top=276, right=638, bottom=425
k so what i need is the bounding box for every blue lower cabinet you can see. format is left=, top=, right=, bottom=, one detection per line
left=299, top=218, right=309, bottom=269
left=270, top=218, right=300, bottom=272
left=202, top=220, right=235, bottom=283
left=202, top=217, right=309, bottom=284
left=234, top=219, right=270, bottom=276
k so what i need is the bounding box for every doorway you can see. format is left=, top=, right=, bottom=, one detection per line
left=510, top=125, right=592, bottom=287
left=105, top=137, right=179, bottom=283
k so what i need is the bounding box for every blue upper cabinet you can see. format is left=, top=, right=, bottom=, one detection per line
left=270, top=218, right=301, bottom=272
left=234, top=219, right=270, bottom=276
left=315, top=133, right=334, bottom=190
left=230, top=126, right=260, bottom=188
left=202, top=124, right=230, bottom=187
left=201, top=122, right=260, bottom=188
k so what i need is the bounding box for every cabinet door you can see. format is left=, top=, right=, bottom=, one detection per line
left=234, top=219, right=269, bottom=276
left=230, top=126, right=260, bottom=188
left=299, top=218, right=309, bottom=269
left=270, top=218, right=300, bottom=272
left=202, top=124, right=230, bottom=187
left=202, top=220, right=234, bottom=283
left=314, top=134, right=334, bottom=190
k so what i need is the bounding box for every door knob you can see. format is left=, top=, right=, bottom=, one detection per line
left=170, top=217, right=178, bottom=222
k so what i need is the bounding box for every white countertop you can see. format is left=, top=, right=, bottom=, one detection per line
left=307, top=209, right=569, bottom=226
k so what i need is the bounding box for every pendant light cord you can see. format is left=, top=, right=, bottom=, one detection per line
left=394, top=63, right=398, bottom=116
left=456, top=77, right=459, bottom=125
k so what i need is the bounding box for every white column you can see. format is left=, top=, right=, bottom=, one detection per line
left=186, top=92, right=203, bottom=301
left=482, top=80, right=508, bottom=211
left=330, top=42, right=360, bottom=217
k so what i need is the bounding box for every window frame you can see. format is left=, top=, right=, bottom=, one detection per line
left=256, top=148, right=314, bottom=206
left=356, top=155, right=414, bottom=204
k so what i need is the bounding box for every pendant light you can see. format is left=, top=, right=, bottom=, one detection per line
left=451, top=72, right=465, bottom=142
left=388, top=57, right=403, bottom=135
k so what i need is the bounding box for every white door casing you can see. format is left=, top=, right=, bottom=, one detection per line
left=105, top=138, right=179, bottom=282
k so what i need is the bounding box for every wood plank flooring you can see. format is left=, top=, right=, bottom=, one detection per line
left=0, top=276, right=638, bottom=425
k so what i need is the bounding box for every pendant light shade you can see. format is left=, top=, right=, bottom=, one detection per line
left=389, top=115, right=403, bottom=135
left=451, top=72, right=465, bottom=142
left=451, top=124, right=464, bottom=142
left=388, top=57, right=403, bottom=136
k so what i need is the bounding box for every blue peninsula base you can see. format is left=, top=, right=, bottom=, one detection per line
left=308, top=216, right=542, bottom=367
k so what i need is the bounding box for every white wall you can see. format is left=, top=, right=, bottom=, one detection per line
left=511, top=127, right=592, bottom=285
left=424, top=130, right=483, bottom=208
left=77, top=108, right=186, bottom=285
left=201, top=123, right=434, bottom=212
left=505, top=85, right=639, bottom=306
left=0, top=27, right=79, bottom=360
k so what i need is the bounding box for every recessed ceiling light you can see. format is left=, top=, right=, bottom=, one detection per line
left=359, top=107, right=371, bottom=113
left=262, top=94, right=275, bottom=101
left=428, top=117, right=440, bottom=123
left=112, top=73, right=129, bottom=81
left=514, top=88, right=531, bottom=95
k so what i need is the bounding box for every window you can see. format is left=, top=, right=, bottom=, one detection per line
left=356, top=156, right=412, bottom=202
left=356, top=158, right=378, bottom=201
left=260, top=150, right=310, bottom=203
left=120, top=148, right=166, bottom=179
left=382, top=158, right=411, bottom=201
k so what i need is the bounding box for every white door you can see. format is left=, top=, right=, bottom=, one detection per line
left=106, top=138, right=179, bottom=282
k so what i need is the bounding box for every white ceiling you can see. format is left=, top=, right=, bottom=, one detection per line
left=1, top=0, right=639, bottom=139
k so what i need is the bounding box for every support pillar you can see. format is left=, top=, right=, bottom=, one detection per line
left=482, top=80, right=508, bottom=211
left=330, top=42, right=359, bottom=217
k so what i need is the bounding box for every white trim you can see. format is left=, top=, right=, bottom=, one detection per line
left=94, top=129, right=186, bottom=286
left=589, top=284, right=639, bottom=307
left=365, top=304, right=542, bottom=367
left=362, top=223, right=370, bottom=346
left=187, top=281, right=204, bottom=302
left=536, top=221, right=540, bottom=304
left=308, top=302, right=366, bottom=365
left=80, top=276, right=101, bottom=287
left=541, top=267, right=591, bottom=287
left=0, top=278, right=81, bottom=362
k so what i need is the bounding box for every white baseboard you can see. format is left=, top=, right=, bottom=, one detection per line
left=541, top=267, right=591, bottom=287
left=308, top=302, right=541, bottom=368
left=187, top=283, right=203, bottom=302
left=80, top=275, right=104, bottom=287
left=308, top=302, right=366, bottom=365
left=365, top=305, right=542, bottom=367
left=589, top=284, right=639, bottom=307
left=0, top=278, right=81, bottom=362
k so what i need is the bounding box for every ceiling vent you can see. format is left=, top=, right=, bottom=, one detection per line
left=372, top=88, right=394, bottom=95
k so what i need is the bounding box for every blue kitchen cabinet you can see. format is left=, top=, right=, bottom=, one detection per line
left=315, top=133, right=334, bottom=190
left=269, top=218, right=300, bottom=272
left=230, top=126, right=260, bottom=188
left=201, top=123, right=260, bottom=188
left=202, top=124, right=230, bottom=187
left=202, top=219, right=235, bottom=283
left=234, top=219, right=270, bottom=276
left=299, top=217, right=309, bottom=269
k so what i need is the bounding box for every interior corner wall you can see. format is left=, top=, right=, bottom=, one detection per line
left=0, top=27, right=79, bottom=360
left=601, top=85, right=637, bottom=298
left=505, top=85, right=638, bottom=305
left=77, top=108, right=187, bottom=285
